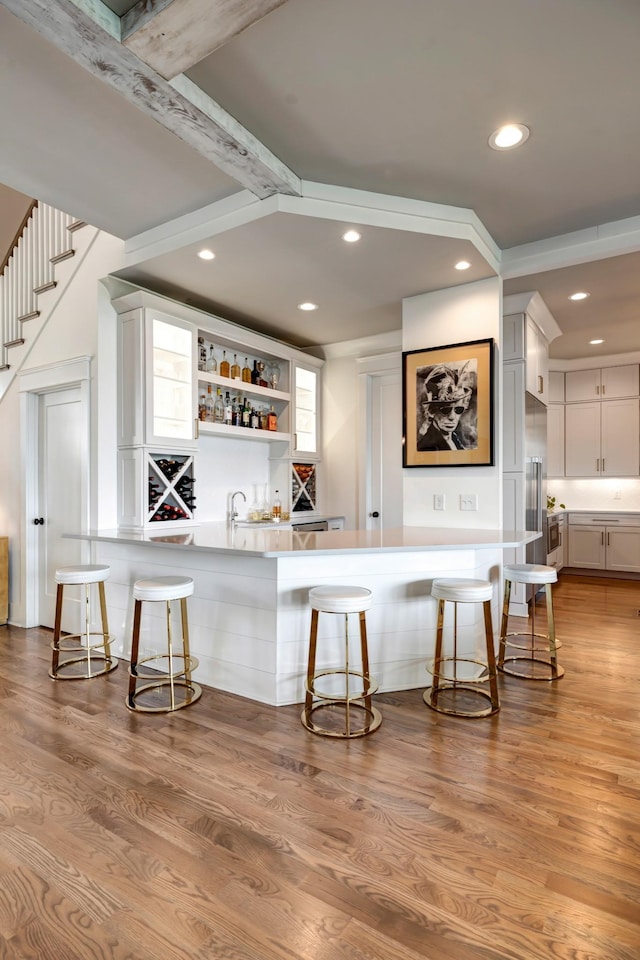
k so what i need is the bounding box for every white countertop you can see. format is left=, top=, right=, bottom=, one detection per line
left=67, top=523, right=540, bottom=558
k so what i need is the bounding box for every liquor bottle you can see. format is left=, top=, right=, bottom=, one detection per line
left=272, top=490, right=281, bottom=522
left=205, top=385, right=215, bottom=422
left=197, top=336, right=207, bottom=371
left=214, top=388, right=224, bottom=423
left=232, top=396, right=242, bottom=427
left=250, top=406, right=259, bottom=429
left=242, top=357, right=252, bottom=383
left=251, top=360, right=259, bottom=385
left=205, top=343, right=217, bottom=373
left=220, top=350, right=230, bottom=378
left=241, top=397, right=251, bottom=428
left=267, top=405, right=278, bottom=431
left=223, top=391, right=233, bottom=425
left=231, top=353, right=241, bottom=380
left=259, top=407, right=268, bottom=430
left=198, top=387, right=207, bottom=421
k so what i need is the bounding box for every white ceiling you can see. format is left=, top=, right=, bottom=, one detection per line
left=2, top=0, right=640, bottom=357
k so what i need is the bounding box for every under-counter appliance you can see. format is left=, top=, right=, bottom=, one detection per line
left=524, top=393, right=547, bottom=586
left=546, top=514, right=560, bottom=553
left=292, top=519, right=329, bottom=532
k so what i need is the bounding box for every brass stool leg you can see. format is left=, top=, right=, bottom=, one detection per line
left=127, top=599, right=143, bottom=709
left=545, top=583, right=564, bottom=679
left=498, top=578, right=511, bottom=668
left=483, top=599, right=500, bottom=714
left=50, top=583, right=65, bottom=678
left=302, top=609, right=320, bottom=729
left=425, top=597, right=445, bottom=709
left=98, top=580, right=116, bottom=671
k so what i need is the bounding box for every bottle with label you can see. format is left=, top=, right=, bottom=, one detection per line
left=198, top=387, right=207, bottom=421
left=198, top=337, right=207, bottom=371
left=205, top=384, right=215, bottom=422
left=242, top=397, right=251, bottom=428
left=205, top=343, right=217, bottom=373
left=220, top=350, right=230, bottom=378
left=231, top=353, right=241, bottom=380
left=214, top=388, right=224, bottom=423
left=259, top=407, right=268, bottom=430
left=242, top=357, right=252, bottom=383
left=272, top=490, right=281, bottom=522
left=232, top=396, right=242, bottom=427
left=223, top=391, right=233, bottom=425
left=267, top=405, right=278, bottom=431
left=250, top=406, right=260, bottom=430
left=251, top=360, right=260, bottom=385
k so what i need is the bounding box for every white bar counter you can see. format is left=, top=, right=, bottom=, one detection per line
left=67, top=524, right=538, bottom=706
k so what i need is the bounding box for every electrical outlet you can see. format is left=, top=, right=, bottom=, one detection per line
left=434, top=493, right=445, bottom=510
left=614, top=489, right=622, bottom=499
left=460, top=493, right=478, bottom=511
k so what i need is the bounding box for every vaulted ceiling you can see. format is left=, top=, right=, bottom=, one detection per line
left=2, top=0, right=640, bottom=356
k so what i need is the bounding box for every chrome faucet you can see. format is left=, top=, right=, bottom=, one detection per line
left=229, top=490, right=246, bottom=524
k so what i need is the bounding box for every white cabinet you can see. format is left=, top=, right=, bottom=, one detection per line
left=565, top=399, right=639, bottom=477
left=525, top=315, right=548, bottom=404
left=293, top=363, right=320, bottom=459
left=547, top=404, right=565, bottom=477
left=503, top=361, right=525, bottom=472
left=548, top=371, right=564, bottom=403
left=567, top=524, right=606, bottom=569
left=565, top=365, right=639, bottom=402
left=567, top=515, right=640, bottom=572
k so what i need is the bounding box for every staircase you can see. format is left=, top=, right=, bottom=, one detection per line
left=0, top=201, right=92, bottom=398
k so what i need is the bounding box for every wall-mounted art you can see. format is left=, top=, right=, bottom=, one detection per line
left=402, top=338, right=494, bottom=467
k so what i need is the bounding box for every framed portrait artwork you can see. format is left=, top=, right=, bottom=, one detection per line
left=402, top=338, right=494, bottom=468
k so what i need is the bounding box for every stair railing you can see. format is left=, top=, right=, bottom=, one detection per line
left=0, top=202, right=85, bottom=370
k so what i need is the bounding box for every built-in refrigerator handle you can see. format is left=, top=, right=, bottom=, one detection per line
left=533, top=457, right=543, bottom=533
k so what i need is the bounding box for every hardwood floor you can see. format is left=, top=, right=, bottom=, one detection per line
left=0, top=574, right=639, bottom=959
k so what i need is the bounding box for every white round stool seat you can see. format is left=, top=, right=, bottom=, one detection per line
left=431, top=578, right=493, bottom=603
left=503, top=563, right=557, bottom=585
left=133, top=576, right=194, bottom=602
left=55, top=564, right=110, bottom=585
left=309, top=585, right=372, bottom=614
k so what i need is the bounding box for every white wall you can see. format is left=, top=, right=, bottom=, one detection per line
left=0, top=230, right=124, bottom=624
left=402, top=277, right=502, bottom=528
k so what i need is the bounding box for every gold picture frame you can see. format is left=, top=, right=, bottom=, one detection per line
left=402, top=338, right=494, bottom=468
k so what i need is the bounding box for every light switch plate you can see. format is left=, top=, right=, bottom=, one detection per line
left=460, top=494, right=478, bottom=511
left=434, top=494, right=445, bottom=510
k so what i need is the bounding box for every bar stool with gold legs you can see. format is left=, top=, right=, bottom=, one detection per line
left=50, top=564, right=118, bottom=680
left=425, top=578, right=499, bottom=718
left=301, top=585, right=382, bottom=738
left=126, top=576, right=201, bottom=713
left=498, top=563, right=564, bottom=680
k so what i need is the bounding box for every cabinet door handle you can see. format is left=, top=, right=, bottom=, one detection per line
left=596, top=458, right=600, bottom=472
left=602, top=458, right=605, bottom=473
left=596, top=384, right=600, bottom=395
left=601, top=532, right=604, bottom=546
left=538, top=375, right=543, bottom=394
left=607, top=532, right=610, bottom=546
left=602, top=384, right=605, bottom=395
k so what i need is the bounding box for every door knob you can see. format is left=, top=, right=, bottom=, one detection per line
left=33, top=517, right=44, bottom=525
left=369, top=511, right=380, bottom=518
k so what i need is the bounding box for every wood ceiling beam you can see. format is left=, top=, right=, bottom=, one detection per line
left=122, top=0, right=289, bottom=80
left=0, top=0, right=300, bottom=199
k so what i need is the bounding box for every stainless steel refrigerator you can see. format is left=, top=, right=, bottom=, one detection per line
left=524, top=393, right=547, bottom=585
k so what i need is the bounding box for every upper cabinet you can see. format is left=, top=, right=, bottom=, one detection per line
left=293, top=363, right=320, bottom=459
left=564, top=365, right=639, bottom=402
left=548, top=370, right=565, bottom=403
left=118, top=304, right=197, bottom=451
left=503, top=293, right=562, bottom=408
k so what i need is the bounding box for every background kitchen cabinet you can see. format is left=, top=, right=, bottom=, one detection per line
left=567, top=515, right=640, bottom=572
left=564, top=399, right=639, bottom=477
left=565, top=364, right=639, bottom=402
left=548, top=370, right=564, bottom=403
left=567, top=524, right=606, bottom=569
left=547, top=403, right=565, bottom=477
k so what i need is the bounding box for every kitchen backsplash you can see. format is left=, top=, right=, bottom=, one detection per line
left=547, top=478, right=640, bottom=512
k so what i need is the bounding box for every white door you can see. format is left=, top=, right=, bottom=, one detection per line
left=37, top=387, right=88, bottom=628
left=368, top=372, right=403, bottom=529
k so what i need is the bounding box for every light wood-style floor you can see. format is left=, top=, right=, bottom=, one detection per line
left=0, top=574, right=639, bottom=960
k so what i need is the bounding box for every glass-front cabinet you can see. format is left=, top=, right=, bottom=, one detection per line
left=293, top=364, right=319, bottom=458
left=147, top=312, right=196, bottom=446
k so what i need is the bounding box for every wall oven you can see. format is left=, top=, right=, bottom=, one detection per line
left=547, top=515, right=560, bottom=553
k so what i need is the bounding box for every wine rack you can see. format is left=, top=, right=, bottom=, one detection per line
left=291, top=462, right=317, bottom=514
left=148, top=453, right=196, bottom=525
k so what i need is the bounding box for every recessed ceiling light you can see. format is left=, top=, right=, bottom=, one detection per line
left=455, top=260, right=471, bottom=270
left=342, top=230, right=361, bottom=243
left=488, top=123, right=530, bottom=150
left=297, top=302, right=318, bottom=311
left=198, top=249, right=215, bottom=260
left=590, top=339, right=604, bottom=345
left=569, top=291, right=590, bottom=301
